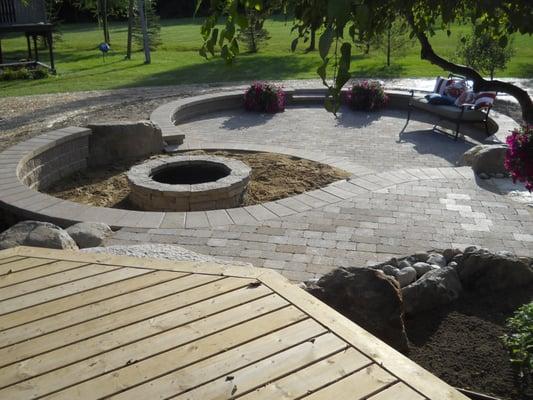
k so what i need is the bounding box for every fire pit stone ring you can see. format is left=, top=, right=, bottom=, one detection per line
left=127, top=155, right=251, bottom=211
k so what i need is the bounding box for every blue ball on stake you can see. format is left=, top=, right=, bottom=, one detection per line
left=98, top=42, right=110, bottom=63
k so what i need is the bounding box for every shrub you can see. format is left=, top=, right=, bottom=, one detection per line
left=504, top=125, right=533, bottom=191
left=0, top=67, right=49, bottom=81
left=243, top=82, right=286, bottom=113
left=348, top=80, right=389, bottom=111
left=31, top=68, right=49, bottom=80
left=502, top=302, right=533, bottom=386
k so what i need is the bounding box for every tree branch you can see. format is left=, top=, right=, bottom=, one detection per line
left=405, top=11, right=533, bottom=124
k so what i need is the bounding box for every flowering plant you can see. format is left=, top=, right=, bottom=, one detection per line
left=347, top=80, right=388, bottom=111
left=505, top=125, right=533, bottom=191
left=243, top=82, right=286, bottom=113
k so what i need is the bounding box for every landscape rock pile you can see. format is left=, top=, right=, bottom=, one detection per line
left=0, top=220, right=112, bottom=250
left=303, top=246, right=533, bottom=352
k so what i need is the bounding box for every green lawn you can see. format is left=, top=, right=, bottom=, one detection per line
left=1, top=17, right=532, bottom=97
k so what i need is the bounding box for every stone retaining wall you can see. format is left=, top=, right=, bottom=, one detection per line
left=18, top=134, right=89, bottom=190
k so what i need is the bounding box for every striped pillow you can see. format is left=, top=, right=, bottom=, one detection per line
left=473, top=92, right=496, bottom=109
left=433, top=77, right=447, bottom=95
left=433, top=77, right=467, bottom=98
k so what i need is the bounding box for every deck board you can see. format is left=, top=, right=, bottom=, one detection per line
left=0, top=247, right=468, bottom=400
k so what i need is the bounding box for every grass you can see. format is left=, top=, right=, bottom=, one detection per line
left=1, top=17, right=532, bottom=97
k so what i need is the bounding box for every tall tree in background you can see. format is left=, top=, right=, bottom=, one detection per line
left=456, top=26, right=514, bottom=80
left=198, top=0, right=533, bottom=124
left=237, top=9, right=270, bottom=53
left=376, top=18, right=414, bottom=66
left=75, top=0, right=128, bottom=44
left=133, top=0, right=161, bottom=51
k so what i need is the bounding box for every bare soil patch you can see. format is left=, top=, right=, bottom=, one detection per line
left=46, top=150, right=350, bottom=209
left=406, top=285, right=533, bottom=400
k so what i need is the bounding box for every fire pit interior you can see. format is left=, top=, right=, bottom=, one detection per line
left=127, top=155, right=251, bottom=212
left=151, top=162, right=230, bottom=185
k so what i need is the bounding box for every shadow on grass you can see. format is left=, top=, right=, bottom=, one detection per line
left=115, top=54, right=322, bottom=88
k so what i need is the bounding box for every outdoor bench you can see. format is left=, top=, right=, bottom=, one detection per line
left=404, top=75, right=497, bottom=140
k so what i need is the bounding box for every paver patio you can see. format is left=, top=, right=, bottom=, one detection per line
left=103, top=104, right=533, bottom=282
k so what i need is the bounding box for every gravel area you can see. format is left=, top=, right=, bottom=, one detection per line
left=82, top=243, right=252, bottom=266
left=1, top=78, right=528, bottom=153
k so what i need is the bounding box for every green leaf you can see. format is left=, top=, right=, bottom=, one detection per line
left=291, top=38, right=299, bottom=52
left=335, top=42, right=351, bottom=89
left=317, top=58, right=329, bottom=85
left=319, top=26, right=334, bottom=60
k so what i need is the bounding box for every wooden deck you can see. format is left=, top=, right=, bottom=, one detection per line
left=0, top=246, right=467, bottom=400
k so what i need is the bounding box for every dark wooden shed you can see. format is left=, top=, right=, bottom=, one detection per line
left=0, top=0, right=56, bottom=72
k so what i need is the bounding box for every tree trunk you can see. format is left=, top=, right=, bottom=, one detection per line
left=126, top=0, right=134, bottom=59
left=405, top=13, right=533, bottom=124
left=102, top=0, right=110, bottom=44
left=250, top=25, right=257, bottom=53
left=138, top=0, right=151, bottom=64
left=386, top=27, right=391, bottom=66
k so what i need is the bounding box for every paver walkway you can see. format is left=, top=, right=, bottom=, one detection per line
left=106, top=104, right=533, bottom=282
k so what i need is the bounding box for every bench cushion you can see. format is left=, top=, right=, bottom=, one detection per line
left=411, top=97, right=487, bottom=121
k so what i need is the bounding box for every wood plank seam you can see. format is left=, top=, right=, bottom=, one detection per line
left=59, top=307, right=308, bottom=399
left=0, top=262, right=92, bottom=289
left=0, top=256, right=24, bottom=266
left=0, top=268, right=154, bottom=316
left=4, top=297, right=291, bottom=397
left=257, top=280, right=423, bottom=398
left=256, top=274, right=459, bottom=399
left=226, top=345, right=358, bottom=400
left=0, top=265, right=123, bottom=302
left=172, top=332, right=342, bottom=398
left=0, top=257, right=63, bottom=275
left=0, top=284, right=275, bottom=371
left=0, top=274, right=224, bottom=348
left=361, top=380, right=412, bottom=400
left=295, top=367, right=398, bottom=400
left=0, top=270, right=184, bottom=332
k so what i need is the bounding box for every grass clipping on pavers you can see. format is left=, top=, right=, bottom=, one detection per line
left=45, top=150, right=351, bottom=209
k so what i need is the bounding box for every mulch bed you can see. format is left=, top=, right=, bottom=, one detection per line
left=45, top=150, right=350, bottom=209
left=406, top=284, right=533, bottom=400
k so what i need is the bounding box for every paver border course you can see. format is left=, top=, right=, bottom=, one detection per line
left=0, top=87, right=508, bottom=229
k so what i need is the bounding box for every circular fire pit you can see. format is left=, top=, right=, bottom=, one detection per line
left=127, top=155, right=251, bottom=211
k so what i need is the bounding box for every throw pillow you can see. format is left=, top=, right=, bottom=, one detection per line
left=473, top=92, right=497, bottom=109
left=425, top=93, right=456, bottom=105
left=454, top=90, right=476, bottom=107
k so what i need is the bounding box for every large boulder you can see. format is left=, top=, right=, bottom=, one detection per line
left=66, top=222, right=112, bottom=248
left=456, top=249, right=533, bottom=292
left=87, top=120, right=164, bottom=167
left=0, top=221, right=78, bottom=250
left=402, top=266, right=462, bottom=315
left=306, top=267, right=409, bottom=353
left=459, top=144, right=508, bottom=175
